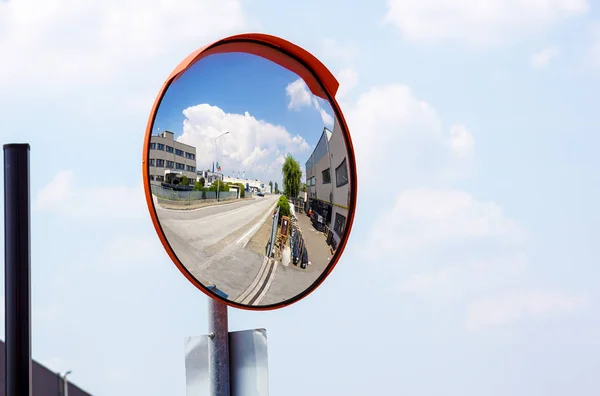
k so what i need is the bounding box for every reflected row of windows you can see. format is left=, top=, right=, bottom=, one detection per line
left=150, top=142, right=195, bottom=160
left=149, top=159, right=196, bottom=173
left=307, top=157, right=348, bottom=189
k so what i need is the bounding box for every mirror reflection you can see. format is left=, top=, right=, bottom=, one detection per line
left=148, top=51, right=353, bottom=306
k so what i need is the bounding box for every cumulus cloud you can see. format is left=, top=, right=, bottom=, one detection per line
left=336, top=68, right=359, bottom=100
left=286, top=79, right=313, bottom=109
left=0, top=0, right=251, bottom=91
left=384, top=0, right=588, bottom=46
left=343, top=84, right=472, bottom=189
left=449, top=124, right=475, bottom=158
left=366, top=189, right=527, bottom=259
left=285, top=78, right=335, bottom=126
left=466, top=290, right=589, bottom=330
left=33, top=170, right=146, bottom=220
left=320, top=38, right=359, bottom=65
left=530, top=46, right=560, bottom=69
left=398, top=254, right=530, bottom=297
left=343, top=82, right=584, bottom=332
left=176, top=103, right=311, bottom=185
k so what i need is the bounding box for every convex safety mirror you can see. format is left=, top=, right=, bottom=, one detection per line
left=143, top=34, right=357, bottom=310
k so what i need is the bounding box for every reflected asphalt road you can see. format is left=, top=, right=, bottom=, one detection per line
left=156, top=195, right=279, bottom=301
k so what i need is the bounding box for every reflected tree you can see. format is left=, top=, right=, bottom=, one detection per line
left=282, top=154, right=302, bottom=198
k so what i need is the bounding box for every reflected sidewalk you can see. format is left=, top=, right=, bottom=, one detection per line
left=292, top=210, right=332, bottom=274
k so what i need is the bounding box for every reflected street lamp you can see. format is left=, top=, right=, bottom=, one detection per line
left=215, top=131, right=230, bottom=201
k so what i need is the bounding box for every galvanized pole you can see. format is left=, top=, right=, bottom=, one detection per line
left=4, top=143, right=32, bottom=396
left=208, top=298, right=230, bottom=396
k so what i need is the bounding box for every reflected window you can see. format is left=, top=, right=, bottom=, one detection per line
left=166, top=145, right=174, bottom=153
left=334, top=213, right=346, bottom=235
left=175, top=149, right=185, bottom=156
left=150, top=143, right=156, bottom=150
left=156, top=159, right=165, bottom=167
left=176, top=162, right=185, bottom=170
left=149, top=159, right=155, bottom=167
left=187, top=165, right=196, bottom=172
left=335, top=158, right=348, bottom=187
left=186, top=152, right=195, bottom=160
left=322, top=168, right=331, bottom=184
left=157, top=143, right=165, bottom=150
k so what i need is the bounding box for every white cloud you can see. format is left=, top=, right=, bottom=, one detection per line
left=466, top=290, right=589, bottom=330
left=176, top=104, right=311, bottom=184
left=0, top=0, right=251, bottom=91
left=583, top=23, right=600, bottom=70
left=343, top=84, right=472, bottom=189
left=449, top=124, right=475, bottom=158
left=384, top=0, right=588, bottom=46
left=398, top=254, right=529, bottom=297
left=285, top=78, right=335, bottom=126
left=34, top=170, right=146, bottom=220
left=94, top=234, right=167, bottom=271
left=34, top=170, right=73, bottom=211
left=530, top=46, right=560, bottom=69
left=312, top=97, right=334, bottom=126
left=286, top=79, right=313, bottom=109
left=336, top=68, right=359, bottom=100
left=367, top=189, right=527, bottom=259
left=320, top=38, right=359, bottom=65
left=346, top=82, right=587, bottom=334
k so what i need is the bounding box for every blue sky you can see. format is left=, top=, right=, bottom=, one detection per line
left=0, top=0, right=599, bottom=395
left=152, top=51, right=334, bottom=182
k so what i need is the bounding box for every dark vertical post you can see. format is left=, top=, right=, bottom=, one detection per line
left=4, top=144, right=32, bottom=396
left=208, top=298, right=230, bottom=396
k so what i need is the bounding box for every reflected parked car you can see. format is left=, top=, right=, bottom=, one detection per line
left=257, top=192, right=265, bottom=197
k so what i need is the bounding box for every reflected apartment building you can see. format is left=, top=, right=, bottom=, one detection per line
left=148, top=130, right=197, bottom=183
left=305, top=122, right=350, bottom=250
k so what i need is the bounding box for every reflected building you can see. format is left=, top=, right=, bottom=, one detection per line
left=328, top=120, right=350, bottom=250
left=305, top=127, right=333, bottom=232
left=149, top=130, right=197, bottom=183
left=196, top=169, right=223, bottom=187
left=305, top=122, right=349, bottom=251
left=0, top=340, right=93, bottom=396
left=223, top=176, right=267, bottom=193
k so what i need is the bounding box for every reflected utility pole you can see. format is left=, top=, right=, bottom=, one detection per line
left=215, top=131, right=229, bottom=202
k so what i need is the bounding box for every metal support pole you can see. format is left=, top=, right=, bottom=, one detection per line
left=208, top=298, right=230, bottom=396
left=4, top=143, right=32, bottom=396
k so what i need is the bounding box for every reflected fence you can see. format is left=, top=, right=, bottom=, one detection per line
left=151, top=183, right=238, bottom=205
left=265, top=206, right=280, bottom=258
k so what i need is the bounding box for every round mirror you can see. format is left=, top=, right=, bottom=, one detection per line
left=143, top=34, right=357, bottom=309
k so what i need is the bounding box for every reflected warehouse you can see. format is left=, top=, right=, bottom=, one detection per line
left=146, top=50, right=355, bottom=307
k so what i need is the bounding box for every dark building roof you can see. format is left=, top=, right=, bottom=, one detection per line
left=0, top=340, right=93, bottom=396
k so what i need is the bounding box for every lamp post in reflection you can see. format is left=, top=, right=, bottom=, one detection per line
left=215, top=131, right=229, bottom=201
left=60, top=370, right=72, bottom=396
